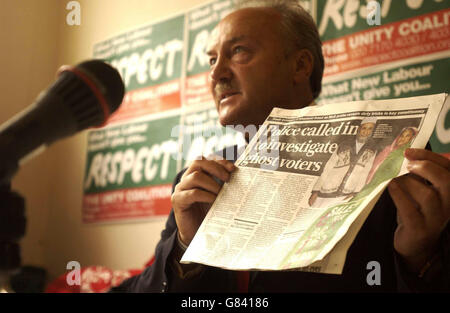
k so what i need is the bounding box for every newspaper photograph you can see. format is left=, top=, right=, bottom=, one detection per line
left=181, top=93, right=448, bottom=274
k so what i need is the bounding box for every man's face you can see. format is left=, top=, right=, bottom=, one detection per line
left=207, top=8, right=301, bottom=128
left=357, top=122, right=375, bottom=142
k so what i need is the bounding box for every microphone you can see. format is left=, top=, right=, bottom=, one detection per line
left=0, top=59, right=125, bottom=183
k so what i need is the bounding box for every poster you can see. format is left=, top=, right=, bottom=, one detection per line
left=179, top=0, right=244, bottom=168
left=316, top=0, right=450, bottom=155
left=93, top=15, right=185, bottom=124
left=81, top=0, right=449, bottom=224
left=82, top=112, right=180, bottom=223
left=82, top=14, right=185, bottom=223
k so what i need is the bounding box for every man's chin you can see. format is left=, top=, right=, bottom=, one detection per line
left=218, top=113, right=239, bottom=128
left=218, top=108, right=265, bottom=131
left=219, top=115, right=249, bottom=128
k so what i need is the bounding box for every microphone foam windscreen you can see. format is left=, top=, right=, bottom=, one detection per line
left=51, top=60, right=125, bottom=130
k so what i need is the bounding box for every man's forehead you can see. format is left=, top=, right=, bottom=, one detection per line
left=207, top=26, right=221, bottom=51
left=207, top=7, right=281, bottom=51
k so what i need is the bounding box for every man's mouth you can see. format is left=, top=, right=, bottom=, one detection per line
left=219, top=92, right=240, bottom=103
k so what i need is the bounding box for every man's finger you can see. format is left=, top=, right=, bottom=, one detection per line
left=184, top=157, right=235, bottom=182
left=172, top=189, right=217, bottom=211
left=405, top=148, right=450, bottom=170
left=215, top=158, right=237, bottom=172
left=388, top=179, right=424, bottom=229
left=392, top=175, right=442, bottom=226
left=178, top=170, right=222, bottom=195
left=406, top=159, right=450, bottom=208
left=406, top=159, right=450, bottom=185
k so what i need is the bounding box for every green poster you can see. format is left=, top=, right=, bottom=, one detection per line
left=316, top=0, right=450, bottom=153
left=83, top=14, right=185, bottom=223
left=93, top=15, right=185, bottom=123
left=83, top=112, right=180, bottom=223
left=317, top=0, right=449, bottom=41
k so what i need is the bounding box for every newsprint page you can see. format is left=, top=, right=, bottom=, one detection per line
left=181, top=93, right=448, bottom=274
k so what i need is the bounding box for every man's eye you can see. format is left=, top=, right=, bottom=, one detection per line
left=209, top=57, right=217, bottom=66
left=233, top=46, right=244, bottom=54
left=231, top=46, right=251, bottom=63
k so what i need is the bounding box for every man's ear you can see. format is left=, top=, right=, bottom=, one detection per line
left=292, top=49, right=313, bottom=85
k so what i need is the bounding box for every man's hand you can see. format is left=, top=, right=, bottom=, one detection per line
left=388, top=148, right=450, bottom=273
left=171, top=157, right=236, bottom=246
left=309, top=191, right=318, bottom=206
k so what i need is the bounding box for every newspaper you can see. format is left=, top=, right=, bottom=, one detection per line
left=181, top=93, right=448, bottom=274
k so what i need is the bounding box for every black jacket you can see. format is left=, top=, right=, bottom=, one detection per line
left=111, top=146, right=449, bottom=292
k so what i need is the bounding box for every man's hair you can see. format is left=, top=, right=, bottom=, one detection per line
left=234, top=0, right=324, bottom=99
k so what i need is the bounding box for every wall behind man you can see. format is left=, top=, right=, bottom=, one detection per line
left=0, top=0, right=59, bottom=277
left=0, top=0, right=209, bottom=283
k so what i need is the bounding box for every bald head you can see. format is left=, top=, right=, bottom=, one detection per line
left=208, top=7, right=284, bottom=52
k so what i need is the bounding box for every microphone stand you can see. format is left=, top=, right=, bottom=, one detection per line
left=0, top=163, right=26, bottom=293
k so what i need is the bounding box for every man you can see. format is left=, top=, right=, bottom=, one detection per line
left=309, top=117, right=378, bottom=208
left=113, top=0, right=449, bottom=292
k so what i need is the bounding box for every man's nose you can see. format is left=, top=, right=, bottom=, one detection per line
left=209, top=55, right=232, bottom=82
